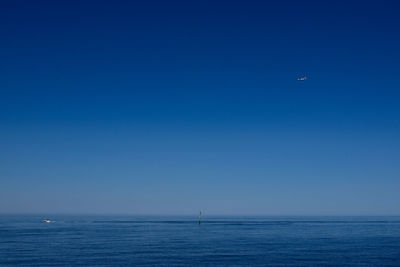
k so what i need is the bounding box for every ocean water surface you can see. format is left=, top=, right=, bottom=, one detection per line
left=0, top=216, right=399, bottom=266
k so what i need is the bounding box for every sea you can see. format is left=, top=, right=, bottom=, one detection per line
left=0, top=215, right=399, bottom=266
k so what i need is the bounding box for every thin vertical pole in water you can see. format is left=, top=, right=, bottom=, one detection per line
left=198, top=211, right=202, bottom=226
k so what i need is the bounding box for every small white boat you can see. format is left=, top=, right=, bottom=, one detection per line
left=43, top=219, right=51, bottom=223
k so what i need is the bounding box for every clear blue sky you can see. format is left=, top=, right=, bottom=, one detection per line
left=1, top=0, right=399, bottom=215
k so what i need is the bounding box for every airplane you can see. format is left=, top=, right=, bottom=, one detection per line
left=297, top=76, right=307, bottom=81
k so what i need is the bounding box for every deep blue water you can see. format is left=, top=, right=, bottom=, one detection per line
left=0, top=216, right=399, bottom=266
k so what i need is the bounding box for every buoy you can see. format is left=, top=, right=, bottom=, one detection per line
left=198, top=211, right=202, bottom=225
